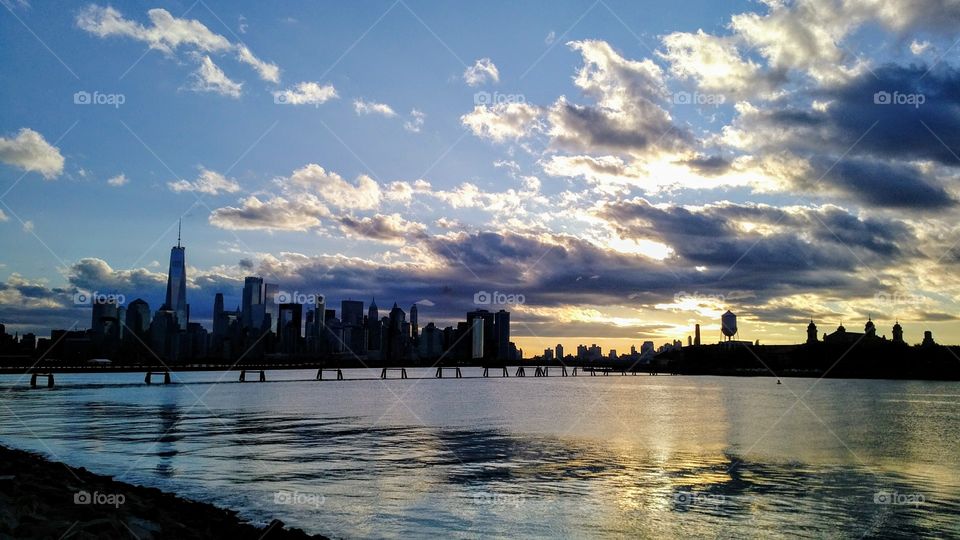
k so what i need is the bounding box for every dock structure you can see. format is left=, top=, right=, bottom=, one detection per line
left=481, top=366, right=510, bottom=377
left=29, top=372, right=54, bottom=388
left=8, top=361, right=666, bottom=388
left=315, top=368, right=344, bottom=380
left=239, top=369, right=266, bottom=382
left=435, top=366, right=462, bottom=378
left=380, top=367, right=408, bottom=379
left=144, top=371, right=172, bottom=384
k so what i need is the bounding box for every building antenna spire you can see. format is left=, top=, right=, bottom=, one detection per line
left=177, top=218, right=182, bottom=248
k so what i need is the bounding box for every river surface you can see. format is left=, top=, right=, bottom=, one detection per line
left=1, top=370, right=958, bottom=538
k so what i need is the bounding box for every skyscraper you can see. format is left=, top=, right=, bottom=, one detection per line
left=162, top=220, right=189, bottom=330
left=241, top=277, right=265, bottom=330
left=410, top=303, right=419, bottom=340
left=494, top=309, right=510, bottom=361
left=213, top=293, right=226, bottom=338
left=264, top=283, right=279, bottom=333
left=367, top=298, right=381, bottom=351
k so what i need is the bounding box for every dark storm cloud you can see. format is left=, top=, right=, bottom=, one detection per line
left=815, top=157, right=955, bottom=209
left=681, top=155, right=732, bottom=176
left=599, top=199, right=913, bottom=296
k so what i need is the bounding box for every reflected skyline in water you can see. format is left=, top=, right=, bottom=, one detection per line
left=2, top=371, right=958, bottom=537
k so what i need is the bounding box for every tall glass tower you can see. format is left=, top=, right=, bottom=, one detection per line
left=163, top=220, right=189, bottom=330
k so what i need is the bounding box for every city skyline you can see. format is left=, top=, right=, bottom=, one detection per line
left=2, top=1, right=960, bottom=354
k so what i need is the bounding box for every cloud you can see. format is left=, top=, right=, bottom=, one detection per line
left=188, top=55, right=242, bottom=98
left=273, top=81, right=338, bottom=106
left=660, top=29, right=779, bottom=98
left=0, top=128, right=64, bottom=179
left=463, top=57, right=499, bottom=86
left=337, top=213, right=427, bottom=243
left=168, top=167, right=241, bottom=195
left=106, top=173, right=128, bottom=187
left=209, top=195, right=327, bottom=231
left=353, top=98, right=397, bottom=117
left=236, top=44, right=280, bottom=84
left=461, top=102, right=542, bottom=142
left=547, top=40, right=692, bottom=156
left=404, top=109, right=426, bottom=133
left=289, top=164, right=382, bottom=210
left=76, top=5, right=279, bottom=93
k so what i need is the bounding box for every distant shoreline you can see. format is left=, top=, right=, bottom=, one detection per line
left=0, top=444, right=329, bottom=539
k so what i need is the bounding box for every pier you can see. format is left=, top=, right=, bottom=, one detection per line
left=2, top=360, right=669, bottom=388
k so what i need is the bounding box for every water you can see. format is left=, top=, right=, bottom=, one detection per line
left=1, top=370, right=958, bottom=538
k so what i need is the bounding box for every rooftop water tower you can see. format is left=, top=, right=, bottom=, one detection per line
left=721, top=310, right=738, bottom=341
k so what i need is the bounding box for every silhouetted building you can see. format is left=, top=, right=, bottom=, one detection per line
left=495, top=309, right=510, bottom=361
left=922, top=330, right=936, bottom=347
left=242, top=277, right=265, bottom=331
left=807, top=320, right=818, bottom=344
left=694, top=323, right=701, bottom=346
left=555, top=343, right=564, bottom=361
left=367, top=298, right=381, bottom=353
left=162, top=223, right=189, bottom=330
left=410, top=304, right=419, bottom=340
left=892, top=321, right=904, bottom=344
left=278, top=303, right=303, bottom=355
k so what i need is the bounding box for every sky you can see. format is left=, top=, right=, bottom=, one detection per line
left=2, top=0, right=960, bottom=355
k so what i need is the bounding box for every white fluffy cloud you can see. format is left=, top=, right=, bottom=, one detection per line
left=273, top=81, right=338, bottom=105
left=209, top=195, right=327, bottom=231
left=463, top=57, right=500, bottom=86
left=461, top=102, right=542, bottom=142
left=76, top=5, right=280, bottom=95
left=168, top=167, right=241, bottom=195
left=660, top=30, right=772, bottom=97
left=404, top=109, right=426, bottom=133
left=289, top=164, right=382, bottom=210
left=0, top=128, right=64, bottom=179
left=106, top=173, right=128, bottom=187
left=353, top=98, right=397, bottom=117
left=188, top=56, right=242, bottom=98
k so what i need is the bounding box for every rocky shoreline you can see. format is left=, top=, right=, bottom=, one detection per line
left=0, top=445, right=330, bottom=539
